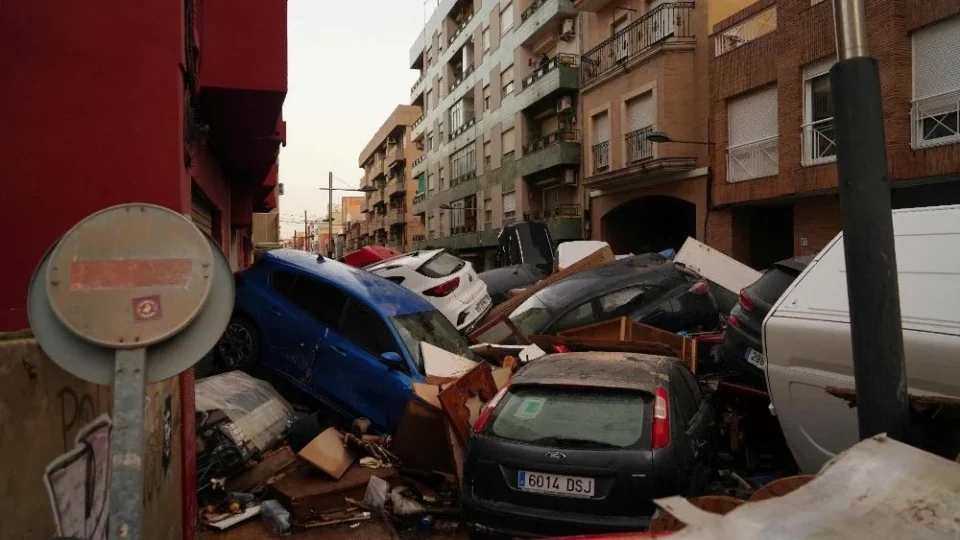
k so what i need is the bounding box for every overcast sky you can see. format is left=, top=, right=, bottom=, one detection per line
left=278, top=0, right=437, bottom=236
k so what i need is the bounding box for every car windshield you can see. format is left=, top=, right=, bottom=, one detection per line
left=489, top=386, right=649, bottom=449
left=390, top=310, right=475, bottom=374
left=508, top=295, right=557, bottom=336
left=515, top=225, right=553, bottom=269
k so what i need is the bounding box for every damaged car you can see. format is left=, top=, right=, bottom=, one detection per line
left=215, top=249, right=475, bottom=433
left=464, top=352, right=715, bottom=538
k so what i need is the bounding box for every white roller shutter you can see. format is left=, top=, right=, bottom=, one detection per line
left=500, top=2, right=514, bottom=35
left=627, top=93, right=655, bottom=132
left=912, top=15, right=960, bottom=100
left=803, top=55, right=837, bottom=81
left=593, top=111, right=610, bottom=144
left=503, top=191, right=516, bottom=213
left=728, top=85, right=778, bottom=147
left=501, top=127, right=515, bottom=155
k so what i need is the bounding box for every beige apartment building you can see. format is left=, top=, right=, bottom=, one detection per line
left=576, top=0, right=751, bottom=255
left=407, top=0, right=586, bottom=270
left=351, top=105, right=424, bottom=253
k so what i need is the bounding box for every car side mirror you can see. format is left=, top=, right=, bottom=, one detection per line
left=380, top=351, right=404, bottom=369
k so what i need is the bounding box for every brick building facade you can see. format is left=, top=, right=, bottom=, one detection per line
left=707, top=0, right=960, bottom=268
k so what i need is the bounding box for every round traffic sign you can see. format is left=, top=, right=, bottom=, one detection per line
left=45, top=204, right=214, bottom=349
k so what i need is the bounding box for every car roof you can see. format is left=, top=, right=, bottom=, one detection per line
left=262, top=249, right=436, bottom=316
left=531, top=253, right=675, bottom=309
left=366, top=249, right=442, bottom=270
left=513, top=352, right=677, bottom=393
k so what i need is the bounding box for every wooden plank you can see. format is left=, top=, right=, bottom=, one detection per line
left=438, top=363, right=498, bottom=445
left=555, top=317, right=698, bottom=371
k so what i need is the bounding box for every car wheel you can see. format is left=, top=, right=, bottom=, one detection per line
left=215, top=316, right=259, bottom=371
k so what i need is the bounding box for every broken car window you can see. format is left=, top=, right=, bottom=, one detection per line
left=599, top=285, right=648, bottom=317
left=509, top=295, right=555, bottom=337
left=391, top=310, right=474, bottom=374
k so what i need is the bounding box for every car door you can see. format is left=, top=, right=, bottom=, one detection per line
left=332, top=298, right=414, bottom=431
left=675, top=365, right=713, bottom=494
left=258, top=270, right=327, bottom=382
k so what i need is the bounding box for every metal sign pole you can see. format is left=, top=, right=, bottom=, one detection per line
left=108, top=349, right=147, bottom=540
left=829, top=0, right=909, bottom=441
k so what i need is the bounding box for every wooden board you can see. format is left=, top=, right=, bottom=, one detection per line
left=438, top=363, right=498, bottom=445
left=557, top=317, right=698, bottom=371
left=226, top=446, right=297, bottom=493
left=268, top=464, right=396, bottom=524
left=298, top=428, right=356, bottom=480
left=468, top=246, right=614, bottom=343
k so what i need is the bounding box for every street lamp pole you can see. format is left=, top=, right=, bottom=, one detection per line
left=328, top=171, right=334, bottom=257
left=830, top=0, right=908, bottom=441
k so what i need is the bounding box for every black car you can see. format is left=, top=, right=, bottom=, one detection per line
left=463, top=352, right=715, bottom=538
left=719, top=255, right=813, bottom=388
left=477, top=264, right=547, bottom=306
left=507, top=254, right=719, bottom=339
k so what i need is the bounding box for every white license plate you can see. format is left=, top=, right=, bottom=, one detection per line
left=518, top=471, right=595, bottom=497
left=475, top=296, right=491, bottom=313
left=744, top=347, right=766, bottom=369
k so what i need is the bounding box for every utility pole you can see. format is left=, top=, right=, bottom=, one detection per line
left=304, top=210, right=308, bottom=252
left=830, top=0, right=908, bottom=441
left=328, top=171, right=335, bottom=258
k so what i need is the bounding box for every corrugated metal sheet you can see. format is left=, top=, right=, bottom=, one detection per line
left=654, top=435, right=960, bottom=539
left=253, top=212, right=280, bottom=244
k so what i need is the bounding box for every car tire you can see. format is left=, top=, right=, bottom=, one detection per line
left=215, top=315, right=260, bottom=372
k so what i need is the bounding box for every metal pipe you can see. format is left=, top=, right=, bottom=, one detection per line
left=830, top=0, right=909, bottom=442
left=328, top=171, right=334, bottom=257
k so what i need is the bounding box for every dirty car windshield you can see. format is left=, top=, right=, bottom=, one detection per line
left=391, top=311, right=474, bottom=374
left=508, top=295, right=556, bottom=336
left=489, top=386, right=648, bottom=449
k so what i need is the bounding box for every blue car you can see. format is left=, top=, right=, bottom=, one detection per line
left=215, top=249, right=476, bottom=432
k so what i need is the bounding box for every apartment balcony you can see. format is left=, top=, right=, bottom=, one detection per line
left=372, top=188, right=387, bottom=208
left=801, top=118, right=837, bottom=166
left=727, top=136, right=779, bottom=183
left=386, top=211, right=406, bottom=227
left=519, top=0, right=577, bottom=47
left=372, top=216, right=387, bottom=233
left=714, top=5, right=777, bottom=57
left=522, top=204, right=583, bottom=241
left=413, top=227, right=499, bottom=251
left=625, top=126, right=655, bottom=165
left=572, top=0, right=614, bottom=11
left=450, top=170, right=477, bottom=188
left=370, top=160, right=386, bottom=182
left=412, top=115, right=426, bottom=130
left=585, top=128, right=697, bottom=190
left=580, top=2, right=694, bottom=89
left=385, top=144, right=404, bottom=169
left=451, top=223, right=478, bottom=236
left=448, top=64, right=476, bottom=95
left=360, top=198, right=370, bottom=213
left=447, top=11, right=475, bottom=49
left=450, top=117, right=477, bottom=142
left=519, top=129, right=581, bottom=178
left=386, top=176, right=406, bottom=198
left=911, top=89, right=960, bottom=150
left=517, top=54, right=579, bottom=113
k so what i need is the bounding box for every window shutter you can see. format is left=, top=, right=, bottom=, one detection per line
left=912, top=16, right=960, bottom=100
left=728, top=85, right=778, bottom=147
left=803, top=55, right=837, bottom=81
left=502, top=128, right=515, bottom=155
left=503, top=191, right=516, bottom=213
left=627, top=93, right=655, bottom=132
left=500, top=2, right=514, bottom=35
left=502, top=65, right=514, bottom=85
left=593, top=111, right=610, bottom=144
left=191, top=195, right=214, bottom=237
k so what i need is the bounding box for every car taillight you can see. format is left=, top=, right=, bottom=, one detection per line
left=423, top=277, right=460, bottom=297
left=738, top=289, right=755, bottom=311
left=652, top=386, right=670, bottom=450
left=472, top=382, right=511, bottom=434
left=688, top=280, right=710, bottom=295
left=727, top=313, right=742, bottom=328
left=554, top=344, right=570, bottom=353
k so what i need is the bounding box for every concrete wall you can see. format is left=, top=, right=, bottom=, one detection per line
left=0, top=335, right=182, bottom=540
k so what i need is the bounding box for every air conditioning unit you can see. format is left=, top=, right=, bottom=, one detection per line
left=387, top=136, right=399, bottom=145
left=557, top=95, right=573, bottom=112
left=278, top=183, right=285, bottom=195
left=559, top=19, right=575, bottom=41
left=562, top=169, right=578, bottom=186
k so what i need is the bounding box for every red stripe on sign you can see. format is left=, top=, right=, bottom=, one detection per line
left=69, top=259, right=193, bottom=290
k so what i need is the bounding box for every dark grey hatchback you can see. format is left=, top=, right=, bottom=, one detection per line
left=463, top=352, right=715, bottom=539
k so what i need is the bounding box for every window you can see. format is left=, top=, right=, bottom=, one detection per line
left=500, top=2, right=514, bottom=36
left=450, top=199, right=465, bottom=229
left=339, top=299, right=397, bottom=357
left=450, top=100, right=465, bottom=132
left=802, top=56, right=837, bottom=165
left=482, top=27, right=491, bottom=52
left=427, top=131, right=435, bottom=150
left=426, top=89, right=434, bottom=110
left=501, top=127, right=515, bottom=157
left=488, top=387, right=648, bottom=449
left=552, top=302, right=597, bottom=333
left=483, top=140, right=492, bottom=168
left=727, top=84, right=779, bottom=182
left=271, top=271, right=348, bottom=329
left=625, top=93, right=655, bottom=163
left=598, top=285, right=649, bottom=318
left=418, top=251, right=465, bottom=278
left=439, top=166, right=445, bottom=188
left=911, top=15, right=960, bottom=148
left=451, top=144, right=476, bottom=180
left=391, top=310, right=474, bottom=375
left=592, top=111, right=610, bottom=172
left=501, top=65, right=515, bottom=97
left=428, top=172, right=436, bottom=190
left=503, top=191, right=516, bottom=221
left=612, top=16, right=630, bottom=63
left=483, top=84, right=491, bottom=111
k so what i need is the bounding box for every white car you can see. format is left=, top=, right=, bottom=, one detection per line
left=366, top=250, right=492, bottom=332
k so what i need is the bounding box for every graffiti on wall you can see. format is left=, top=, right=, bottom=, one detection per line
left=44, top=414, right=112, bottom=540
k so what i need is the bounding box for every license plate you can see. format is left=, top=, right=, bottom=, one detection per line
left=475, top=296, right=491, bottom=313
left=517, top=470, right=595, bottom=498
left=744, top=347, right=766, bottom=370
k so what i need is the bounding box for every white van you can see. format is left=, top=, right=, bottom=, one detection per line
left=763, top=204, right=960, bottom=474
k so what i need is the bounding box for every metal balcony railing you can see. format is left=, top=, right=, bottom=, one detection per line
left=450, top=116, right=477, bottom=141
left=911, top=89, right=960, bottom=149
left=714, top=5, right=777, bottom=57
left=727, top=136, right=779, bottom=183
left=448, top=64, right=476, bottom=94
left=412, top=115, right=425, bottom=129
left=447, top=11, right=474, bottom=45
left=412, top=234, right=425, bottom=242
left=592, top=141, right=610, bottom=173
left=625, top=125, right=655, bottom=164
left=581, top=2, right=694, bottom=87
left=523, top=204, right=581, bottom=221
left=451, top=223, right=477, bottom=235
left=413, top=192, right=427, bottom=204
left=801, top=117, right=837, bottom=166
left=451, top=170, right=477, bottom=187
left=521, top=53, right=578, bottom=90
left=523, top=129, right=579, bottom=155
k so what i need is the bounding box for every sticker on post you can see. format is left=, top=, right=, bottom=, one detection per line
left=515, top=398, right=546, bottom=419
left=132, top=295, right=163, bottom=322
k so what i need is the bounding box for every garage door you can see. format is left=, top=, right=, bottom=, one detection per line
left=191, top=195, right=214, bottom=238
